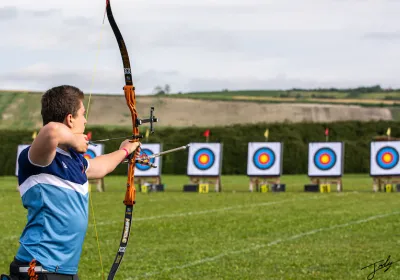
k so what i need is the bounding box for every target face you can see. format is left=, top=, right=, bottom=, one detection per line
left=135, top=148, right=156, bottom=171
left=193, top=148, right=215, bottom=170
left=134, top=143, right=162, bottom=176
left=82, top=144, right=103, bottom=161
left=84, top=149, right=96, bottom=160
left=247, top=142, right=282, bottom=176
left=187, top=143, right=222, bottom=176
left=376, top=147, right=399, bottom=170
left=313, top=148, right=337, bottom=171
left=253, top=148, right=276, bottom=170
left=308, top=142, right=344, bottom=177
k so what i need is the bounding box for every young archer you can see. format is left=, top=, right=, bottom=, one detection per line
left=4, top=85, right=140, bottom=280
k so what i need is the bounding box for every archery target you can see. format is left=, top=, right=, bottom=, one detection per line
left=308, top=142, right=344, bottom=177
left=84, top=149, right=96, bottom=160
left=134, top=143, right=162, bottom=177
left=187, top=143, right=222, bottom=176
left=83, top=144, right=104, bottom=160
left=15, top=144, right=30, bottom=176
left=247, top=142, right=283, bottom=176
left=370, top=141, right=400, bottom=176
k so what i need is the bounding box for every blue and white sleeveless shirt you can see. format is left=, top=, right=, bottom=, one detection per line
left=16, top=146, right=90, bottom=275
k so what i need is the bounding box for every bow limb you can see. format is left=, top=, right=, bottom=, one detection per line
left=106, top=0, right=138, bottom=279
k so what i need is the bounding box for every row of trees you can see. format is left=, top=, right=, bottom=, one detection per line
left=1, top=120, right=399, bottom=176
left=153, top=84, right=400, bottom=96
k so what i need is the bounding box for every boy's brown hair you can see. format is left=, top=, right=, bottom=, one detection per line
left=41, top=85, right=84, bottom=125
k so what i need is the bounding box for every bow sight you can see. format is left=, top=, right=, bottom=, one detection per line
left=87, top=107, right=158, bottom=145
left=134, top=107, right=158, bottom=138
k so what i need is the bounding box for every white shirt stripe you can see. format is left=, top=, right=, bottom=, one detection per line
left=19, top=173, right=89, bottom=197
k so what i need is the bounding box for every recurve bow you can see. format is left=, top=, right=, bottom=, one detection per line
left=105, top=1, right=157, bottom=279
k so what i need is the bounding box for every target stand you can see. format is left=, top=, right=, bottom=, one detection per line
left=372, top=176, right=400, bottom=192
left=307, top=142, right=344, bottom=193
left=247, top=142, right=284, bottom=192
left=309, top=177, right=342, bottom=193
left=248, top=176, right=283, bottom=192
left=134, top=176, right=163, bottom=193
left=188, top=176, right=222, bottom=193
left=370, top=139, right=400, bottom=192
left=89, top=179, right=105, bottom=192
left=185, top=143, right=223, bottom=193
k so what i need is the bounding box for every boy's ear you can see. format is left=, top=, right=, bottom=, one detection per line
left=64, top=113, right=74, bottom=128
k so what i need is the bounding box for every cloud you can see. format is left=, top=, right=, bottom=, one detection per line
left=0, top=6, right=17, bottom=20
left=2, top=0, right=400, bottom=94
left=183, top=75, right=387, bottom=93
left=363, top=31, right=400, bottom=40
left=0, top=63, right=184, bottom=94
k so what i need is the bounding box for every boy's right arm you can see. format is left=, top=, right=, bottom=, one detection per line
left=28, top=122, right=88, bottom=166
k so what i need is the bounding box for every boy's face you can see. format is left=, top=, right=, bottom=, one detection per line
left=70, top=100, right=87, bottom=134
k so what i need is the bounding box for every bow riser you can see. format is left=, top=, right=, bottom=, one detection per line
left=124, top=85, right=138, bottom=206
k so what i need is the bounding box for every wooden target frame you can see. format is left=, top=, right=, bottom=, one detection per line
left=186, top=143, right=223, bottom=192
left=307, top=142, right=344, bottom=192
left=370, top=137, right=400, bottom=192
left=247, top=142, right=283, bottom=192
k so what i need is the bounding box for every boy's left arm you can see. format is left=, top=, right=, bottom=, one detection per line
left=86, top=140, right=140, bottom=179
left=86, top=150, right=128, bottom=179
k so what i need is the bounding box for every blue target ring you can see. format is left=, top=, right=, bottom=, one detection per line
left=313, top=148, right=336, bottom=171
left=376, top=146, right=399, bottom=170
left=193, top=148, right=215, bottom=170
left=84, top=149, right=96, bottom=160
left=135, top=148, right=156, bottom=171
left=253, top=148, right=275, bottom=170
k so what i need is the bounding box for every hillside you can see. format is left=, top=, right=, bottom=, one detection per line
left=0, top=90, right=396, bottom=129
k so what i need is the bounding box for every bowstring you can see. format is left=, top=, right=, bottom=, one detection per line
left=84, top=3, right=108, bottom=280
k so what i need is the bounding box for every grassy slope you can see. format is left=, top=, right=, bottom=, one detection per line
left=0, top=90, right=399, bottom=130
left=166, top=90, right=400, bottom=106
left=0, top=174, right=399, bottom=279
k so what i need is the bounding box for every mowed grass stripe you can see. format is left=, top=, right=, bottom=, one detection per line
left=131, top=211, right=400, bottom=279
left=94, top=195, right=326, bottom=226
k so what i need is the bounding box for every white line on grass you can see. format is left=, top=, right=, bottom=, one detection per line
left=1, top=196, right=326, bottom=241
left=133, top=210, right=400, bottom=279
left=95, top=195, right=326, bottom=226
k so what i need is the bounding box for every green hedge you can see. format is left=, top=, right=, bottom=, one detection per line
left=1, top=120, right=399, bottom=176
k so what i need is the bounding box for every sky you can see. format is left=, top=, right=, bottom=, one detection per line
left=1, top=0, right=400, bottom=95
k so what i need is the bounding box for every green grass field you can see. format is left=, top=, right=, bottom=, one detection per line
left=0, top=174, right=400, bottom=279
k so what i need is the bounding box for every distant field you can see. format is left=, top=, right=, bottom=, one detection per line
left=0, top=89, right=398, bottom=130
left=230, top=95, right=400, bottom=105
left=170, top=89, right=400, bottom=99
left=1, top=174, right=400, bottom=279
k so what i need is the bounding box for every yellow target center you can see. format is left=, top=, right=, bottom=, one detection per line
left=321, top=155, right=330, bottom=164
left=260, top=154, right=269, bottom=163
left=199, top=155, right=209, bottom=164
left=383, top=153, right=393, bottom=163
